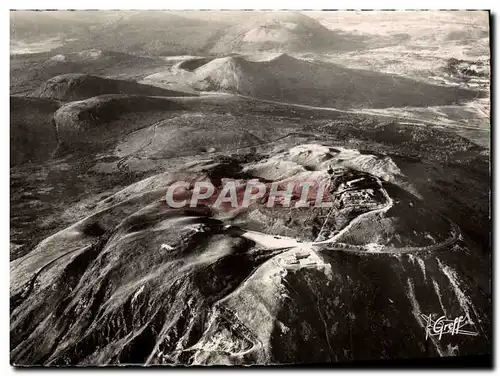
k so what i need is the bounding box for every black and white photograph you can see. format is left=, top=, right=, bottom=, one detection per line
left=8, top=9, right=492, bottom=367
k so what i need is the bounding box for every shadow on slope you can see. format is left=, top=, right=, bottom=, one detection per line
left=53, top=94, right=185, bottom=153
left=10, top=50, right=170, bottom=94
left=10, top=96, right=61, bottom=166
left=188, top=54, right=483, bottom=109
left=10, top=150, right=491, bottom=365
left=32, top=73, right=194, bottom=101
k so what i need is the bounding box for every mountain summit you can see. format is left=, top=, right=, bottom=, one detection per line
left=210, top=12, right=365, bottom=53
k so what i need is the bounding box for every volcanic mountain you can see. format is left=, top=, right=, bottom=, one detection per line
left=187, top=54, right=481, bottom=109
left=209, top=12, right=367, bottom=54
left=32, top=73, right=191, bottom=102
left=10, top=144, right=490, bottom=365
left=59, top=11, right=226, bottom=56
left=11, top=11, right=367, bottom=56
left=52, top=94, right=186, bottom=154
left=9, top=10, right=491, bottom=367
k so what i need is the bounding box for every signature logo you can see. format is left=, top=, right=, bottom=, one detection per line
left=421, top=314, right=479, bottom=340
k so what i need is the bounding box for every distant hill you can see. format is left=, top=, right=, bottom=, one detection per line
left=56, top=11, right=227, bottom=56
left=187, top=54, right=483, bottom=109
left=10, top=50, right=170, bottom=95
left=209, top=12, right=368, bottom=54
left=53, top=94, right=184, bottom=151
left=10, top=11, right=100, bottom=43
left=11, top=11, right=369, bottom=57
left=12, top=91, right=188, bottom=165
left=32, top=73, right=192, bottom=101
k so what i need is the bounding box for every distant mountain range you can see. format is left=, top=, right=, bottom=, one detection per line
left=11, top=11, right=371, bottom=56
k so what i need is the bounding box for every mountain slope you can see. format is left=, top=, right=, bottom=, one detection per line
left=53, top=94, right=184, bottom=152
left=10, top=11, right=99, bottom=43
left=11, top=11, right=370, bottom=56
left=59, top=11, right=226, bottom=56
left=10, top=147, right=490, bottom=365
left=11, top=50, right=170, bottom=95
left=209, top=12, right=367, bottom=53
left=187, top=54, right=482, bottom=109
left=10, top=96, right=61, bottom=166
left=33, top=73, right=192, bottom=101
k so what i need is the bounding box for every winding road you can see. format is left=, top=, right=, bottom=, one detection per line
left=234, top=176, right=460, bottom=256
